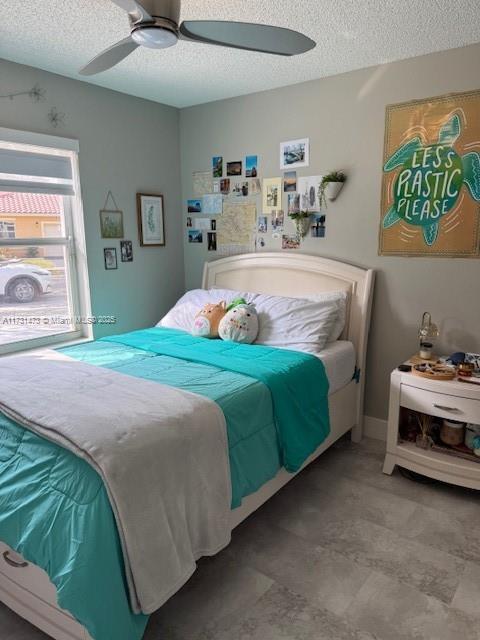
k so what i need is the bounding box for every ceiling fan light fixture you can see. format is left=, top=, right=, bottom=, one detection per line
left=131, top=25, right=178, bottom=49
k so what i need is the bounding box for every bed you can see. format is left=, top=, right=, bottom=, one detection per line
left=0, top=252, right=375, bottom=640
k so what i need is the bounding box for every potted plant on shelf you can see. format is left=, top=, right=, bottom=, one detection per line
left=318, top=171, right=346, bottom=208
left=288, top=210, right=311, bottom=239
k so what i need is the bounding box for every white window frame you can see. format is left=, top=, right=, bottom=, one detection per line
left=0, top=128, right=92, bottom=355
left=0, top=220, right=16, bottom=239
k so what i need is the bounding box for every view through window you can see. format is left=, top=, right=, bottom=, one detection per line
left=0, top=191, right=76, bottom=347
left=0, top=133, right=90, bottom=352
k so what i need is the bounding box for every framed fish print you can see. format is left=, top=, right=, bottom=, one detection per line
left=379, top=89, right=480, bottom=257
left=137, top=194, right=165, bottom=247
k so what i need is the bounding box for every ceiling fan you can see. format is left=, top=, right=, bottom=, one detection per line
left=79, top=0, right=316, bottom=76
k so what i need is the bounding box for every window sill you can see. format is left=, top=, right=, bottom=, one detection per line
left=0, top=333, right=93, bottom=358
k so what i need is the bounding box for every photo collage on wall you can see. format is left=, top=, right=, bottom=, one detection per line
left=187, top=155, right=260, bottom=256
left=187, top=137, right=340, bottom=255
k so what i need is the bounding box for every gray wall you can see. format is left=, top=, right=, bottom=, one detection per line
left=180, top=43, right=480, bottom=421
left=0, top=58, right=184, bottom=338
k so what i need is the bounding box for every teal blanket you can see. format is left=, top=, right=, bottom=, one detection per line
left=104, top=328, right=330, bottom=472
left=0, top=328, right=330, bottom=640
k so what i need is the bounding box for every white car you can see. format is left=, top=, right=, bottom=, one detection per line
left=0, top=261, right=53, bottom=303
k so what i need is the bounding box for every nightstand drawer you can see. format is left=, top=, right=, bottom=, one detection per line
left=401, top=383, right=480, bottom=423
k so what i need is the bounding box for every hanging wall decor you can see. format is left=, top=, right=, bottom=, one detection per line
left=0, top=84, right=45, bottom=103
left=47, top=107, right=65, bottom=128
left=100, top=191, right=124, bottom=239
left=137, top=193, right=165, bottom=247
left=379, top=89, right=480, bottom=257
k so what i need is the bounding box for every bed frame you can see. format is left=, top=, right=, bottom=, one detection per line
left=0, top=253, right=375, bottom=640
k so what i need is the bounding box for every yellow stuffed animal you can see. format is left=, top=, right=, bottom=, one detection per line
left=192, top=301, right=227, bottom=339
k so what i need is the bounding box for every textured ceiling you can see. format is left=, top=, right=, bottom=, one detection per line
left=0, top=0, right=479, bottom=108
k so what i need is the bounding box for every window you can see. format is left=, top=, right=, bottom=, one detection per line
left=0, top=221, right=15, bottom=239
left=0, top=128, right=91, bottom=354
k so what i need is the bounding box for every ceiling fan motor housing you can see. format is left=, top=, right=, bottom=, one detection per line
left=131, top=19, right=179, bottom=48
left=137, top=0, right=180, bottom=24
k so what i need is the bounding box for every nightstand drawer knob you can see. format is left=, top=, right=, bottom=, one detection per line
left=433, top=404, right=460, bottom=413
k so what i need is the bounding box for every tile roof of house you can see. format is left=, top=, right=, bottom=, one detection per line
left=0, top=192, right=61, bottom=215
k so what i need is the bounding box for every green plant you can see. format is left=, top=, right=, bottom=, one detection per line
left=288, top=210, right=311, bottom=221
left=318, top=171, right=347, bottom=209
left=322, top=171, right=346, bottom=184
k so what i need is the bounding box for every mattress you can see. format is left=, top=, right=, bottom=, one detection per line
left=318, top=340, right=356, bottom=395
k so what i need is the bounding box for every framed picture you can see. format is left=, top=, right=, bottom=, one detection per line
left=227, top=161, right=242, bottom=176
left=104, top=247, right=118, bottom=270
left=120, top=240, right=133, bottom=262
left=379, top=90, right=480, bottom=257
left=100, top=209, right=124, bottom=239
left=212, top=156, right=223, bottom=178
left=137, top=193, right=165, bottom=247
left=280, top=138, right=309, bottom=170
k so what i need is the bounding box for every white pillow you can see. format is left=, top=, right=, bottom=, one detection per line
left=159, top=288, right=347, bottom=353
left=308, top=290, right=348, bottom=342
left=249, top=292, right=342, bottom=353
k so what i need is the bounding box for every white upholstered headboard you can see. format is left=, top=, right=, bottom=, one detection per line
left=203, top=252, right=375, bottom=379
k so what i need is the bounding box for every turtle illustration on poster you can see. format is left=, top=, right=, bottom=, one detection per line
left=379, top=90, right=480, bottom=257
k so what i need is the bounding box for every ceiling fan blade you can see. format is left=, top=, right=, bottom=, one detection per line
left=79, top=37, right=140, bottom=76
left=109, top=0, right=153, bottom=22
left=179, top=21, right=315, bottom=56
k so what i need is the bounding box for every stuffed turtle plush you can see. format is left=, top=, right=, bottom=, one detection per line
left=192, top=301, right=227, bottom=339
left=382, top=113, right=480, bottom=246
left=219, top=303, right=259, bottom=344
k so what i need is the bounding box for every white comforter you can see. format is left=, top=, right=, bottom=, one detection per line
left=0, top=351, right=232, bottom=614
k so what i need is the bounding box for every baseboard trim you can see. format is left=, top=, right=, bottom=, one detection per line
left=364, top=415, right=387, bottom=441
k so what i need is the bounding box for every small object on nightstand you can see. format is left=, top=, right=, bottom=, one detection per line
left=418, top=312, right=439, bottom=359
left=473, top=436, right=480, bottom=457
left=465, top=423, right=480, bottom=450
left=419, top=342, right=433, bottom=359
left=449, top=352, right=466, bottom=366
left=458, top=362, right=475, bottom=377
left=412, top=363, right=455, bottom=380
left=440, top=419, right=465, bottom=446
left=398, top=364, right=412, bottom=372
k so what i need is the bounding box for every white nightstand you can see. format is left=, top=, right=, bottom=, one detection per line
left=383, top=359, right=480, bottom=490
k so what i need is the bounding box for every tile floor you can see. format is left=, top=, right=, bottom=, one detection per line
left=1, top=437, right=479, bottom=640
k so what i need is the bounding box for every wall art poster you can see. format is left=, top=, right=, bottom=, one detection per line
left=287, top=193, right=300, bottom=215
left=257, top=216, right=268, bottom=233
left=271, top=210, right=285, bottom=232
left=193, top=171, right=213, bottom=196
left=220, top=179, right=231, bottom=195
left=213, top=156, right=223, bottom=178
left=188, top=199, right=202, bottom=213
left=282, top=235, right=300, bottom=250
left=227, top=161, right=242, bottom=176
left=262, top=178, right=282, bottom=213
left=298, top=176, right=322, bottom=212
left=245, top=155, right=258, bottom=178
left=188, top=229, right=203, bottom=243
left=379, top=90, right=480, bottom=257
left=280, top=138, right=309, bottom=170
left=207, top=232, right=217, bottom=251
left=311, top=214, right=327, bottom=238
left=202, top=194, right=223, bottom=215
left=284, top=171, right=297, bottom=192
left=250, top=178, right=262, bottom=195
left=231, top=181, right=249, bottom=197
left=137, top=194, right=165, bottom=246
left=218, top=203, right=256, bottom=253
